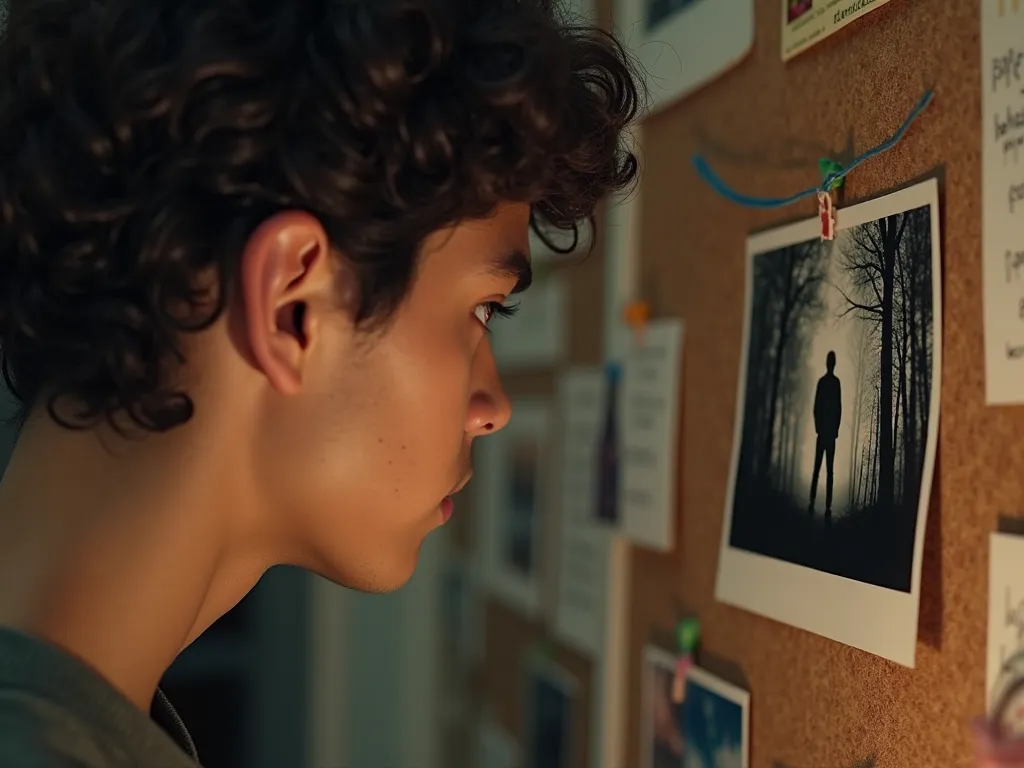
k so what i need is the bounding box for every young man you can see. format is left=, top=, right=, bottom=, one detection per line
left=0, top=0, right=641, bottom=765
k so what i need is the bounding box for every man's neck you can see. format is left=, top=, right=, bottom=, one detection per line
left=0, top=414, right=266, bottom=711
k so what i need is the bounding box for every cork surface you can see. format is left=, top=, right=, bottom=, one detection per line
left=625, top=1, right=987, bottom=767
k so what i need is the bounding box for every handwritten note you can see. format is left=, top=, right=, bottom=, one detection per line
left=983, top=2, right=1024, bottom=403
left=988, top=532, right=1024, bottom=713
left=620, top=319, right=684, bottom=551
left=553, top=369, right=612, bottom=658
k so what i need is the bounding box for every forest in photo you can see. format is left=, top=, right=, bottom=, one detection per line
left=728, top=204, right=936, bottom=591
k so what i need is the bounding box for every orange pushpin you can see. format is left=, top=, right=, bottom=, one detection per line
left=624, top=300, right=650, bottom=344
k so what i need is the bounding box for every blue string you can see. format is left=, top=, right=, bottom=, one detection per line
left=691, top=90, right=935, bottom=210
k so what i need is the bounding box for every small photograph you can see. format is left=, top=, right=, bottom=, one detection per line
left=641, top=646, right=685, bottom=768
left=594, top=364, right=621, bottom=525
left=505, top=436, right=540, bottom=574
left=645, top=0, right=703, bottom=30
left=682, top=666, right=749, bottom=768
left=479, top=399, right=549, bottom=615
left=787, top=0, right=812, bottom=23
left=525, top=658, right=576, bottom=768
left=716, top=179, right=942, bottom=667
left=439, top=553, right=481, bottom=671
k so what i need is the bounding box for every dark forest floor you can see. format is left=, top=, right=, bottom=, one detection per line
left=728, top=484, right=918, bottom=591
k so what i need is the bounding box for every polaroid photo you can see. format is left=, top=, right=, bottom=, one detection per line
left=615, top=0, right=754, bottom=114
left=641, top=645, right=685, bottom=768
left=477, top=399, right=553, bottom=615
left=524, top=655, right=577, bottom=768
left=715, top=178, right=942, bottom=668
left=682, top=666, right=750, bottom=768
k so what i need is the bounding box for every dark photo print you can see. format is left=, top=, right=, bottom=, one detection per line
left=728, top=195, right=939, bottom=593
left=645, top=0, right=702, bottom=30
left=505, top=439, right=539, bottom=574
left=526, top=667, right=574, bottom=768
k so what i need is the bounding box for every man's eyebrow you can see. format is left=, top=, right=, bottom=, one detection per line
left=486, top=249, right=533, bottom=295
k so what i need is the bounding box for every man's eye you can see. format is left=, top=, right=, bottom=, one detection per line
left=474, top=301, right=520, bottom=330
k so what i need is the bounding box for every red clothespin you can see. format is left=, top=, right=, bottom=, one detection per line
left=624, top=300, right=650, bottom=346
left=817, top=190, right=836, bottom=242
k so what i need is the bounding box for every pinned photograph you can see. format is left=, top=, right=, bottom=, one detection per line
left=616, top=0, right=753, bottom=114
left=780, top=0, right=895, bottom=60
left=716, top=179, right=942, bottom=668
left=477, top=400, right=552, bottom=615
left=786, top=0, right=812, bottom=23
left=682, top=666, right=749, bottom=768
left=525, top=657, right=576, bottom=768
left=641, top=646, right=685, bottom=768
left=646, top=0, right=701, bottom=28
left=439, top=550, right=483, bottom=673
left=506, top=438, right=540, bottom=573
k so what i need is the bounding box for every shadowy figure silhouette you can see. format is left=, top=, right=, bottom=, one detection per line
left=809, top=351, right=841, bottom=519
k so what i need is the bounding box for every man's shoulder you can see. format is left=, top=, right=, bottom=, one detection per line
left=0, top=687, right=121, bottom=767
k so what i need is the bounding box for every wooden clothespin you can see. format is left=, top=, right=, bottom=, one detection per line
left=817, top=191, right=836, bottom=242
left=623, top=300, right=651, bottom=346
left=816, top=158, right=845, bottom=242
left=671, top=617, right=700, bottom=704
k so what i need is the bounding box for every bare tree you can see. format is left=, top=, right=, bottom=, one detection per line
left=757, top=241, right=827, bottom=482
left=837, top=214, right=911, bottom=512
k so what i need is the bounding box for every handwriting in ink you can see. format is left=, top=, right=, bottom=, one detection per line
left=1004, top=587, right=1024, bottom=665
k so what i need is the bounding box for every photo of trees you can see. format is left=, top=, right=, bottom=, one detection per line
left=727, top=199, right=938, bottom=592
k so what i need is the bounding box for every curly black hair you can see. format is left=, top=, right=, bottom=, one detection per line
left=0, top=0, right=642, bottom=433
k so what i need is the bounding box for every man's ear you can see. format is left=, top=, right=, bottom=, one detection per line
left=238, top=210, right=332, bottom=396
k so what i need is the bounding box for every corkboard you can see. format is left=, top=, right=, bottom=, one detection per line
left=626, top=1, right=986, bottom=767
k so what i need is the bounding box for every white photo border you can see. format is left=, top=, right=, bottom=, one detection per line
left=478, top=398, right=553, bottom=616
left=714, top=178, right=943, bottom=669
left=523, top=654, right=579, bottom=768
left=640, top=645, right=680, bottom=768
left=684, top=665, right=751, bottom=768
left=615, top=0, right=754, bottom=115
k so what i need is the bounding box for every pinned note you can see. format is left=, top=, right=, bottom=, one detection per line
left=553, top=369, right=613, bottom=658
left=983, top=1, right=1024, bottom=403
left=988, top=533, right=1024, bottom=722
left=619, top=318, right=685, bottom=551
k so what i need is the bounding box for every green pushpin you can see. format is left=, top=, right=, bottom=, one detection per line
left=818, top=158, right=845, bottom=192
left=676, top=617, right=700, bottom=655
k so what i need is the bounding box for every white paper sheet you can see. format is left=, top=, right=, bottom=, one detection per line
left=615, top=0, right=754, bottom=114
left=982, top=1, right=1024, bottom=403
left=620, top=319, right=685, bottom=551
left=553, top=369, right=613, bottom=657
left=988, top=532, right=1024, bottom=720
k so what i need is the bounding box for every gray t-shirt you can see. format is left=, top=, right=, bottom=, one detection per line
left=0, top=627, right=199, bottom=767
